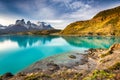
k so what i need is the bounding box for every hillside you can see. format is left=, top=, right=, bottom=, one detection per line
left=61, top=6, right=120, bottom=36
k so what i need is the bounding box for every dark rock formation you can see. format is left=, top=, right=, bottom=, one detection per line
left=0, top=19, right=54, bottom=34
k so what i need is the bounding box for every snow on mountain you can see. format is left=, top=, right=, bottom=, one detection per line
left=0, top=19, right=54, bottom=33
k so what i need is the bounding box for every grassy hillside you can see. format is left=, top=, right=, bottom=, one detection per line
left=61, top=6, right=120, bottom=36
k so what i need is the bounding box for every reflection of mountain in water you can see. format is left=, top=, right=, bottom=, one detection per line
left=0, top=35, right=58, bottom=48
left=62, top=36, right=120, bottom=49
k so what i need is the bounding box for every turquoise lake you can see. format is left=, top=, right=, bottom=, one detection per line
left=0, top=35, right=120, bottom=75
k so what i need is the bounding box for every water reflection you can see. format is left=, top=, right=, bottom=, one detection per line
left=0, top=35, right=120, bottom=49
left=0, top=35, right=120, bottom=75
left=0, top=35, right=59, bottom=48
left=62, top=36, right=120, bottom=49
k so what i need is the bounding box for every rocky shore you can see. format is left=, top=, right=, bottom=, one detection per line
left=0, top=44, right=120, bottom=80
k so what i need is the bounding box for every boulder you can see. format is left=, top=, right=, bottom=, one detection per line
left=2, top=72, right=13, bottom=80
left=47, top=62, right=60, bottom=72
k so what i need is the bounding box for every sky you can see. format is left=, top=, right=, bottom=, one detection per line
left=0, top=0, right=120, bottom=29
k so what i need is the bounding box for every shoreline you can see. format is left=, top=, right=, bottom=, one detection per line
left=1, top=43, right=120, bottom=80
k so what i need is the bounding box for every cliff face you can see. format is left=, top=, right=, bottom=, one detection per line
left=61, top=6, right=120, bottom=36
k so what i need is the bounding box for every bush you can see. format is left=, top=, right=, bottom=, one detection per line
left=25, top=73, right=51, bottom=80
left=83, top=70, right=115, bottom=80
left=108, top=62, right=120, bottom=70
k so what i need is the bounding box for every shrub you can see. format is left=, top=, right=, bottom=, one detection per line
left=25, top=73, right=51, bottom=80
left=83, top=70, right=115, bottom=80
left=108, top=62, right=120, bottom=70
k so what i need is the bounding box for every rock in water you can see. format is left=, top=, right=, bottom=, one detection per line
left=2, top=72, right=13, bottom=80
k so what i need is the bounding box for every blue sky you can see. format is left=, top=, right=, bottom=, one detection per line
left=0, top=0, right=120, bottom=29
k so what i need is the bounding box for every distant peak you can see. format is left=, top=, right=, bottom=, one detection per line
left=16, top=19, right=25, bottom=25
left=27, top=21, right=31, bottom=25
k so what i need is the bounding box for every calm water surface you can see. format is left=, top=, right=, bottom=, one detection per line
left=0, top=35, right=120, bottom=75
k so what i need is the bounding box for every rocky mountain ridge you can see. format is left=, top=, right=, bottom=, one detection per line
left=0, top=19, right=54, bottom=34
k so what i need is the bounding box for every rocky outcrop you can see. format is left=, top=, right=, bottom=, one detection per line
left=0, top=24, right=6, bottom=29
left=109, top=43, right=120, bottom=51
left=1, top=72, right=13, bottom=80
left=15, top=19, right=25, bottom=26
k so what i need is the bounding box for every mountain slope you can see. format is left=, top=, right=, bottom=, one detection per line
left=0, top=19, right=54, bottom=34
left=61, top=6, right=120, bottom=36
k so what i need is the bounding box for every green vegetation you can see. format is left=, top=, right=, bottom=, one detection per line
left=17, top=29, right=61, bottom=35
left=83, top=70, right=115, bottom=80
left=1, top=43, right=120, bottom=80
left=108, top=62, right=120, bottom=70
left=24, top=70, right=83, bottom=80
left=25, top=73, right=51, bottom=80
left=51, top=69, right=83, bottom=80
left=61, top=6, right=120, bottom=36
left=100, top=51, right=112, bottom=58
left=69, top=55, right=76, bottom=59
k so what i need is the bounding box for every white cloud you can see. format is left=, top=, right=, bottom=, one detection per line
left=48, top=0, right=97, bottom=28
left=0, top=0, right=97, bottom=29
left=0, top=0, right=120, bottom=29
left=33, top=19, right=68, bottom=29
left=42, top=20, right=64, bottom=23
left=0, top=14, right=24, bottom=26
left=46, top=20, right=72, bottom=29
left=68, top=1, right=91, bottom=10
left=36, top=7, right=56, bottom=19
left=0, top=16, right=15, bottom=26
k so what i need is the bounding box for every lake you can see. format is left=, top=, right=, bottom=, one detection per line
left=0, top=35, right=120, bottom=75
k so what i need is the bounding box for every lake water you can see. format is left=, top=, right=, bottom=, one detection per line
left=0, top=35, right=120, bottom=75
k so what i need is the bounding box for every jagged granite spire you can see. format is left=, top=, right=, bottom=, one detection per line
left=0, top=19, right=54, bottom=33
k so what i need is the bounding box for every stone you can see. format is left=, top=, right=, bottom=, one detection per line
left=69, top=55, right=76, bottom=59
left=2, top=72, right=13, bottom=80
left=47, top=63, right=60, bottom=72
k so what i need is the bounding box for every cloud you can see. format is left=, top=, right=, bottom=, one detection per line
left=35, top=7, right=56, bottom=19
left=32, top=19, right=67, bottom=29
left=42, top=20, right=64, bottom=23
left=50, top=0, right=97, bottom=28
left=47, top=20, right=71, bottom=29
left=0, top=0, right=120, bottom=29
left=0, top=14, right=24, bottom=26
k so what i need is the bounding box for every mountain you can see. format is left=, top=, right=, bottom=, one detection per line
left=0, top=24, right=7, bottom=29
left=0, top=19, right=54, bottom=34
left=61, top=6, right=120, bottom=36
